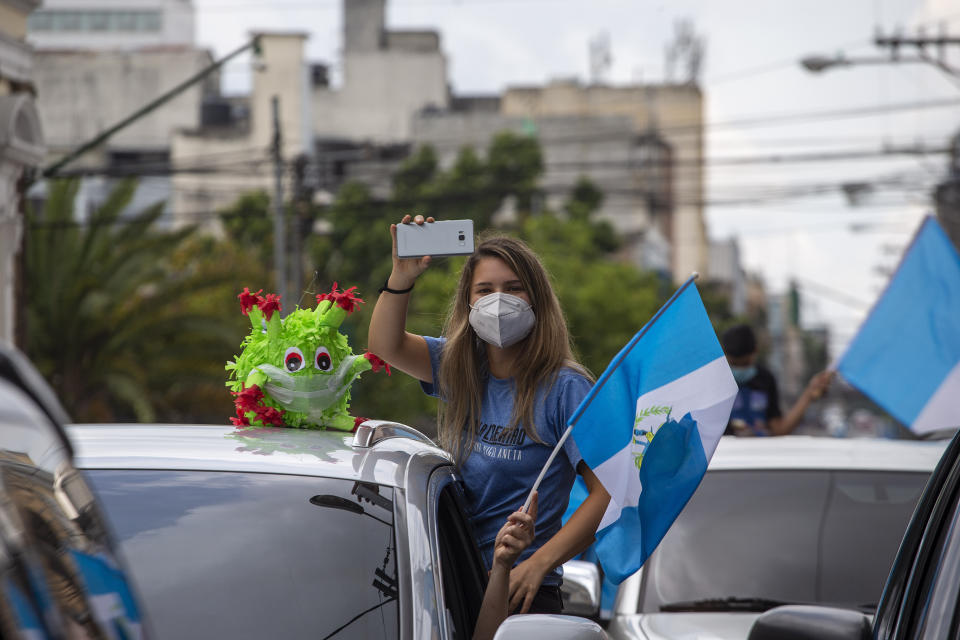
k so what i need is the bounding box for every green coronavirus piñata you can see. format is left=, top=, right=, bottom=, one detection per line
left=225, top=283, right=389, bottom=431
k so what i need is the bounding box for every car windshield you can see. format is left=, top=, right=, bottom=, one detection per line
left=640, top=469, right=928, bottom=612
left=86, top=470, right=398, bottom=640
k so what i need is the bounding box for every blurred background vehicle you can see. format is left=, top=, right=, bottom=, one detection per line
left=603, top=435, right=949, bottom=640
left=748, top=428, right=960, bottom=639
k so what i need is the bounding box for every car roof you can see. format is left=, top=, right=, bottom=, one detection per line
left=67, top=423, right=453, bottom=489
left=709, top=435, right=949, bottom=472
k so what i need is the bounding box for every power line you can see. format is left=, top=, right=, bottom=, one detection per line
left=410, top=96, right=960, bottom=151
left=795, top=277, right=873, bottom=310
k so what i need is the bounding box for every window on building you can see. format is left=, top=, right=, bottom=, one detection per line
left=88, top=12, right=110, bottom=31
left=28, top=10, right=162, bottom=33
left=115, top=12, right=138, bottom=31
left=27, top=13, right=52, bottom=30
left=51, top=11, right=82, bottom=31
left=138, top=11, right=162, bottom=31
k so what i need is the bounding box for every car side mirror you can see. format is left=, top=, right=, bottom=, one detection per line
left=748, top=605, right=871, bottom=640
left=493, top=614, right=606, bottom=640
left=559, top=559, right=601, bottom=617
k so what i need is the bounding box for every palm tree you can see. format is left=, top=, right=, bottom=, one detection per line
left=24, top=178, right=246, bottom=423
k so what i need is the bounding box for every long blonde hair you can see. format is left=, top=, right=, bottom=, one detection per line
left=436, top=234, right=592, bottom=462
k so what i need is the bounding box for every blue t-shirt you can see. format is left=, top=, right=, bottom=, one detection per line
left=420, top=335, right=593, bottom=586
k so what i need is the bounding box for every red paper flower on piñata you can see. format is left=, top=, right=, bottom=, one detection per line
left=364, top=352, right=391, bottom=376
left=238, top=287, right=263, bottom=315
left=231, top=384, right=285, bottom=427
left=258, top=293, right=282, bottom=320
left=317, top=281, right=364, bottom=314
left=233, top=385, right=264, bottom=412
left=255, top=405, right=285, bottom=427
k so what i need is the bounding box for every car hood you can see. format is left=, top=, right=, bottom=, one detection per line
left=608, top=612, right=761, bottom=640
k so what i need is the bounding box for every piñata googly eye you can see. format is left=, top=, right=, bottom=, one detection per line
left=315, top=346, right=332, bottom=371
left=283, top=346, right=305, bottom=372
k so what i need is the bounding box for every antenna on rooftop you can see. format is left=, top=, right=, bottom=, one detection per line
left=664, top=19, right=705, bottom=85
left=589, top=31, right=612, bottom=85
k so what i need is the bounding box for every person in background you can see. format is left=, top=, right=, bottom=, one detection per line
left=722, top=324, right=834, bottom=436
left=473, top=493, right=537, bottom=640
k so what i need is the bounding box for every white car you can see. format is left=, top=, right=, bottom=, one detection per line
left=604, top=435, right=949, bottom=640
left=68, top=422, right=606, bottom=640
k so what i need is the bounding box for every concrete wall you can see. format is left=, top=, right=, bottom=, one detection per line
left=343, top=0, right=384, bottom=53
left=0, top=3, right=29, bottom=40
left=709, top=237, right=747, bottom=315
left=34, top=47, right=214, bottom=154
left=311, top=0, right=448, bottom=144
left=170, top=130, right=270, bottom=231
left=27, top=0, right=195, bottom=50
left=501, top=81, right=707, bottom=282
left=0, top=0, right=44, bottom=346
left=411, top=110, right=672, bottom=273
left=171, top=33, right=308, bottom=230
left=251, top=33, right=310, bottom=155
left=314, top=51, right=448, bottom=143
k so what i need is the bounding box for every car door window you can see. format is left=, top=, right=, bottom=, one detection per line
left=87, top=470, right=399, bottom=640
left=435, top=480, right=487, bottom=640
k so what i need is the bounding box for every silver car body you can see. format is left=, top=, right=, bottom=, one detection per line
left=606, top=435, right=949, bottom=640
left=68, top=422, right=605, bottom=640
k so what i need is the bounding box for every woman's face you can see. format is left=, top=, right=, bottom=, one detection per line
left=469, top=257, right=531, bottom=306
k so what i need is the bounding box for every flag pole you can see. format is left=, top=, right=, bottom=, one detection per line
left=521, top=272, right=701, bottom=513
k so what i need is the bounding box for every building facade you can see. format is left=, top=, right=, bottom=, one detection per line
left=312, top=0, right=448, bottom=144
left=410, top=105, right=674, bottom=274
left=27, top=0, right=210, bottom=224
left=499, top=81, right=707, bottom=282
left=26, top=0, right=194, bottom=50
left=709, top=237, right=747, bottom=316
left=0, top=0, right=45, bottom=345
left=163, top=0, right=707, bottom=282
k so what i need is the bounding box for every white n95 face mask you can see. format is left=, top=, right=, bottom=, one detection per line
left=468, top=293, right=536, bottom=348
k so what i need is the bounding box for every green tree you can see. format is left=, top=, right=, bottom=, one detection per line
left=519, top=210, right=663, bottom=376
left=229, top=133, right=690, bottom=431
left=25, top=179, right=246, bottom=422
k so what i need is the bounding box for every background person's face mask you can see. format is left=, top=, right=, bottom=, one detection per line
left=730, top=365, right=757, bottom=385
left=468, top=293, right=535, bottom=348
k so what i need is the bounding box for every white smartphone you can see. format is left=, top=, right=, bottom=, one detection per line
left=396, top=220, right=475, bottom=258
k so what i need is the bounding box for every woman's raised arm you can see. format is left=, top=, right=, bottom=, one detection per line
left=367, top=214, right=435, bottom=383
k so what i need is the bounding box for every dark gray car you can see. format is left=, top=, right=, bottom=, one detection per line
left=0, top=346, right=146, bottom=639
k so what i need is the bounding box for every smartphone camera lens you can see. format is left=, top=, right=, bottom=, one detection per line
left=458, top=233, right=465, bottom=241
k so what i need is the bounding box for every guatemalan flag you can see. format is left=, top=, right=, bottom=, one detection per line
left=569, top=276, right=738, bottom=584
left=836, top=216, right=960, bottom=434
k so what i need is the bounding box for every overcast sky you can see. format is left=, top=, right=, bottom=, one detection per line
left=194, top=0, right=959, bottom=358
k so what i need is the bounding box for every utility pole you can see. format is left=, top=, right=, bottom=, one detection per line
left=874, top=26, right=960, bottom=81
left=290, top=154, right=312, bottom=306
left=271, top=96, right=287, bottom=313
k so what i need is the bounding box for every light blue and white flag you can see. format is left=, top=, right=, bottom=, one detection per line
left=532, top=276, right=737, bottom=584
left=837, top=216, right=960, bottom=434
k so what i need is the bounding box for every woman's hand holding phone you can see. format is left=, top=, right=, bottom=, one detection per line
left=389, top=214, right=435, bottom=289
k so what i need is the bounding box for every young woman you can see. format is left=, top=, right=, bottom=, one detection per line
left=368, top=215, right=610, bottom=614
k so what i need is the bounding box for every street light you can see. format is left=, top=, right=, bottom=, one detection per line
left=800, top=53, right=949, bottom=74
left=800, top=28, right=960, bottom=88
